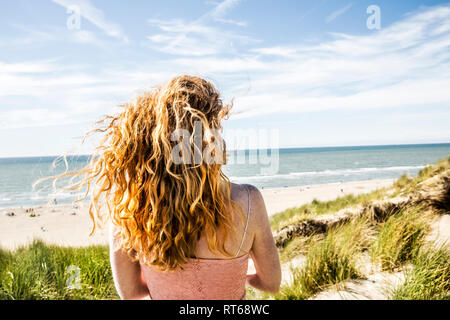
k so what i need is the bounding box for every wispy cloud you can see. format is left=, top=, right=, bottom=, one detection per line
left=5, top=22, right=111, bottom=48
left=298, top=0, right=328, bottom=23
left=52, top=0, right=128, bottom=42
left=325, top=3, right=353, bottom=23
left=0, top=59, right=176, bottom=129
left=146, top=0, right=252, bottom=56
left=208, top=0, right=247, bottom=26
left=0, top=24, right=55, bottom=47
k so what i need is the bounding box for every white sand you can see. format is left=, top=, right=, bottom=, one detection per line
left=0, top=203, right=108, bottom=250
left=426, top=214, right=450, bottom=248
left=261, top=179, right=394, bottom=216
left=0, top=179, right=394, bottom=250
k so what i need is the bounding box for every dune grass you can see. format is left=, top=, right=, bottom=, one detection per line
left=370, top=206, right=431, bottom=271
left=392, top=156, right=450, bottom=197
left=271, top=205, right=439, bottom=300
left=273, top=217, right=373, bottom=300
left=278, top=235, right=319, bottom=264
left=392, top=174, right=413, bottom=192
left=0, top=240, right=117, bottom=300
left=270, top=188, right=387, bottom=232
left=391, top=244, right=450, bottom=300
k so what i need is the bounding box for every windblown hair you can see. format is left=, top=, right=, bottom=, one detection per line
left=43, top=75, right=241, bottom=271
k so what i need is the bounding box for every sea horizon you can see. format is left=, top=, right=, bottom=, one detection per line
left=1, top=142, right=450, bottom=210
left=1, top=142, right=449, bottom=160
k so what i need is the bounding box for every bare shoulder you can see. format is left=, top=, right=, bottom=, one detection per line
left=230, top=183, right=267, bottom=223
left=230, top=183, right=261, bottom=202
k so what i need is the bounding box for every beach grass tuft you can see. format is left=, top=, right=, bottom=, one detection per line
left=391, top=244, right=450, bottom=300
left=0, top=240, right=117, bottom=300
left=274, top=217, right=372, bottom=300
left=278, top=235, right=319, bottom=263
left=370, top=206, right=430, bottom=271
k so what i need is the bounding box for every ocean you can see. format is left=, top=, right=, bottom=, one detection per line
left=0, top=143, right=449, bottom=209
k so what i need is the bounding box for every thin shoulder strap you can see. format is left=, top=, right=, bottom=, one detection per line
left=235, top=185, right=251, bottom=257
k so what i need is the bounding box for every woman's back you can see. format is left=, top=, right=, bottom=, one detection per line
left=140, top=253, right=249, bottom=300
left=139, top=184, right=253, bottom=300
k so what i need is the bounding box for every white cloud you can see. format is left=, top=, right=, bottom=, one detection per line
left=70, top=29, right=100, bottom=44
left=52, top=0, right=128, bottom=42
left=219, top=5, right=450, bottom=118
left=1, top=22, right=109, bottom=48
left=0, top=59, right=177, bottom=129
left=172, top=57, right=267, bottom=73
left=0, top=61, right=57, bottom=74
left=0, top=24, right=56, bottom=47
left=233, top=78, right=450, bottom=119
left=146, top=18, right=254, bottom=56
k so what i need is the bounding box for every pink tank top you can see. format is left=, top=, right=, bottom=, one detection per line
left=139, top=186, right=251, bottom=300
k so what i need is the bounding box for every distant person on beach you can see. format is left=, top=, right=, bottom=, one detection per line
left=58, top=75, right=281, bottom=300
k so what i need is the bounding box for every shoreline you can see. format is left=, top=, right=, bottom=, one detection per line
left=0, top=178, right=395, bottom=250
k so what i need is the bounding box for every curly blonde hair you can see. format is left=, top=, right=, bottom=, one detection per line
left=43, top=75, right=242, bottom=271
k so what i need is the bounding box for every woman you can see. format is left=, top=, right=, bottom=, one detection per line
left=62, top=75, right=281, bottom=300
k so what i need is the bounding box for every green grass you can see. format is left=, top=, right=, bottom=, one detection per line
left=416, top=156, right=450, bottom=181
left=278, top=235, right=320, bottom=264
left=274, top=217, right=372, bottom=300
left=391, top=244, right=450, bottom=300
left=370, top=207, right=430, bottom=271
left=270, top=188, right=387, bottom=232
left=392, top=174, right=413, bottom=192
left=0, top=240, right=118, bottom=300
left=246, top=286, right=274, bottom=300
left=392, top=156, right=450, bottom=197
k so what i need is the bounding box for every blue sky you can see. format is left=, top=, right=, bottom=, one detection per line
left=1, top=0, right=450, bottom=157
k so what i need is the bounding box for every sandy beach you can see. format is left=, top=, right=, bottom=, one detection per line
left=0, top=179, right=395, bottom=250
